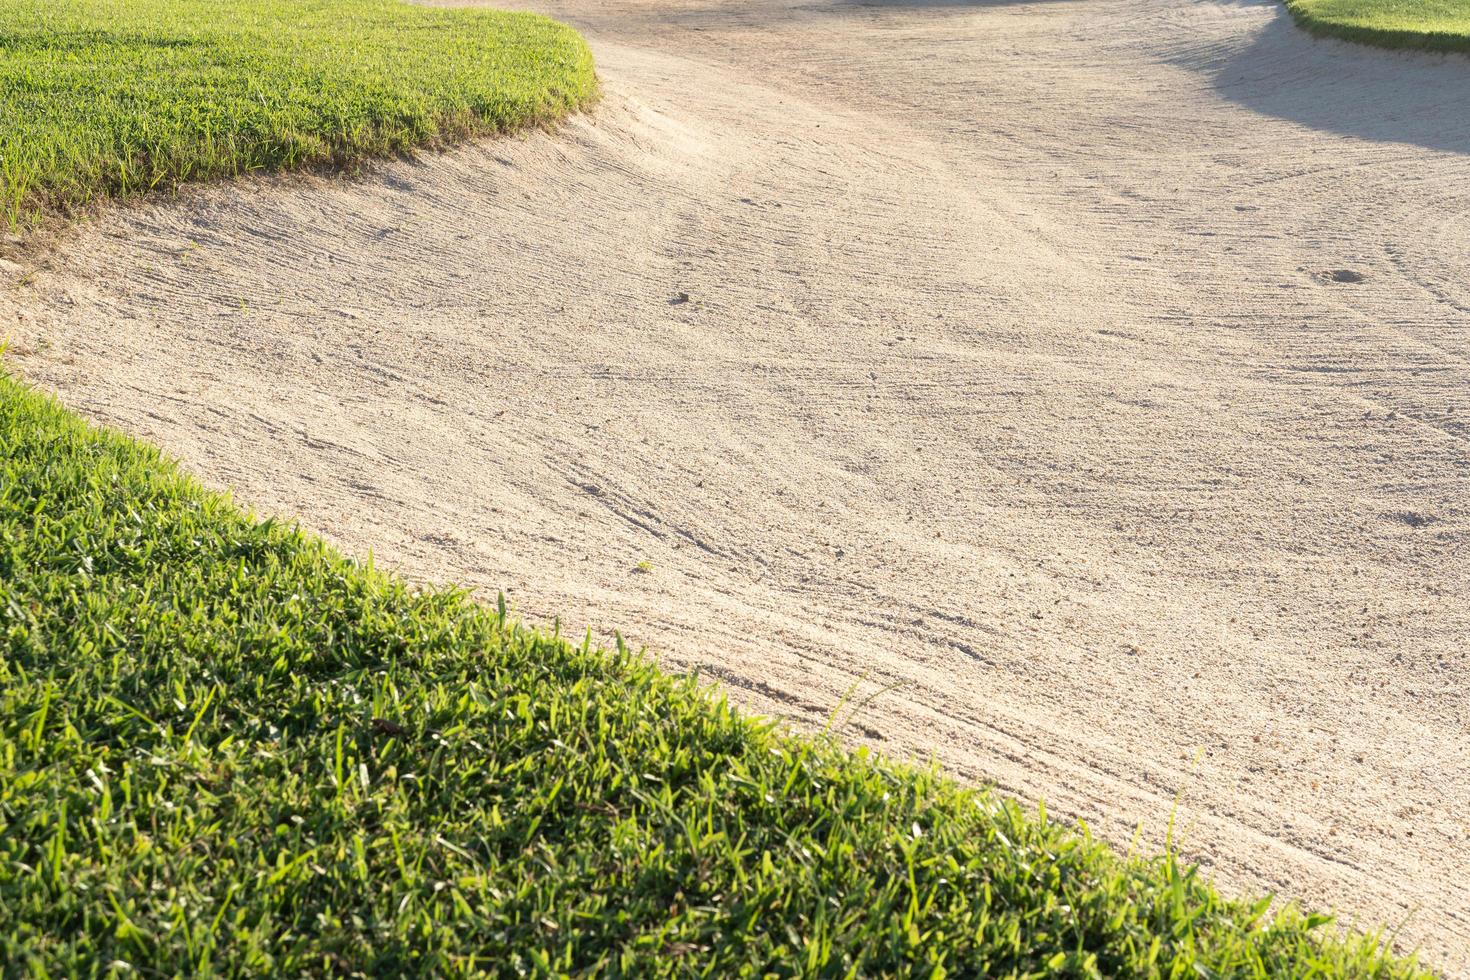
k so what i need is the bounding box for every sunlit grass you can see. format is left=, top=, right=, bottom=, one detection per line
left=0, top=0, right=596, bottom=226
left=0, top=0, right=1438, bottom=970
left=1284, top=0, right=1470, bottom=52
left=0, top=369, right=1426, bottom=976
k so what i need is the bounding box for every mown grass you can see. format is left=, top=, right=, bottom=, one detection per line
left=1284, top=0, right=1470, bottom=52
left=0, top=0, right=596, bottom=226
left=0, top=369, right=1427, bottom=976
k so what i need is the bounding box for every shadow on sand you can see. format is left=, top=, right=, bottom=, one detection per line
left=1173, top=0, right=1470, bottom=155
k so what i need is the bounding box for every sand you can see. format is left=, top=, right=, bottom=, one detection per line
left=5, top=0, right=1468, bottom=968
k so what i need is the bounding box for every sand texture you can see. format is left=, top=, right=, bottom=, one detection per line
left=5, top=0, right=1468, bottom=969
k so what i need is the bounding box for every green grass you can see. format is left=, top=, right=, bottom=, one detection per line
left=0, top=0, right=1436, bottom=971
left=0, top=0, right=596, bottom=226
left=0, top=369, right=1427, bottom=977
left=1284, top=0, right=1470, bottom=52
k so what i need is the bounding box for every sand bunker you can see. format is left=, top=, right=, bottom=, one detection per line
left=5, top=0, right=1468, bottom=969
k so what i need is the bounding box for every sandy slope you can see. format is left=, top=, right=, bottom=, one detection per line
left=5, top=0, right=1469, bottom=968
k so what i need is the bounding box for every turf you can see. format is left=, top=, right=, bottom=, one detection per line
left=0, top=0, right=597, bottom=225
left=1284, top=0, right=1470, bottom=52
left=0, top=371, right=1425, bottom=977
